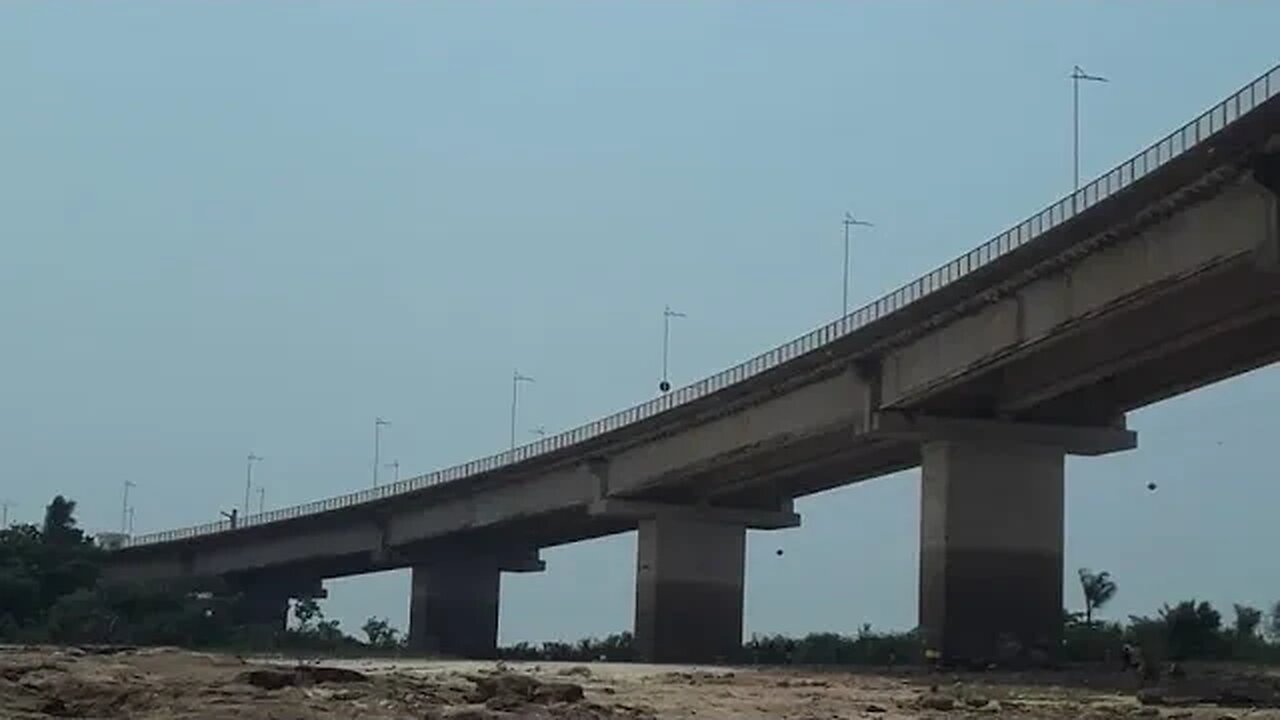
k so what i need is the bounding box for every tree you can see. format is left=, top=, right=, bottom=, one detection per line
left=41, top=496, right=83, bottom=546
left=361, top=616, right=400, bottom=649
left=293, top=597, right=322, bottom=631
left=1160, top=600, right=1222, bottom=660
left=46, top=588, right=119, bottom=643
left=1269, top=600, right=1280, bottom=641
left=1233, top=604, right=1263, bottom=638
left=1078, top=568, right=1118, bottom=624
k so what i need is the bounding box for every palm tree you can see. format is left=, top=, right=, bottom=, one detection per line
left=1078, top=568, right=1117, bottom=625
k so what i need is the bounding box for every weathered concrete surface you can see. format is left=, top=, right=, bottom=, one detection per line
left=633, top=514, right=747, bottom=663
left=882, top=176, right=1280, bottom=414
left=919, top=439, right=1066, bottom=663
left=408, top=561, right=501, bottom=659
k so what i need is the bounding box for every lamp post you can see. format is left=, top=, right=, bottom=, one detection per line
left=660, top=305, right=686, bottom=393
left=243, top=453, right=263, bottom=517
left=1, top=500, right=12, bottom=528
left=373, top=417, right=391, bottom=487
left=1071, top=65, right=1108, bottom=202
left=510, top=371, right=535, bottom=451
left=842, top=212, right=873, bottom=317
left=121, top=480, right=136, bottom=534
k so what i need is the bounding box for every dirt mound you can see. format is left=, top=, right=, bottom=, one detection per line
left=0, top=646, right=645, bottom=719
left=466, top=671, right=586, bottom=709
left=1137, top=670, right=1280, bottom=708
left=237, top=665, right=369, bottom=689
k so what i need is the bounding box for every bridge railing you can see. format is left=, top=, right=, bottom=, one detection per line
left=124, top=64, right=1280, bottom=548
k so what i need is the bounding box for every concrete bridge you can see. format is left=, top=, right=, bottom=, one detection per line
left=106, top=64, right=1280, bottom=664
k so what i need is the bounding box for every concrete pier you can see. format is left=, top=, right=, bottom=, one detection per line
left=239, top=590, right=290, bottom=629
left=918, top=439, right=1065, bottom=664
left=407, top=561, right=500, bottom=658
left=633, top=515, right=747, bottom=663
left=234, top=577, right=324, bottom=630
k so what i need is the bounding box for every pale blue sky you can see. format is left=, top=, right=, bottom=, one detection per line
left=2, top=2, right=1279, bottom=643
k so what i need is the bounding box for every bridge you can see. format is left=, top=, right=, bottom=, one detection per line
left=106, top=63, right=1280, bottom=664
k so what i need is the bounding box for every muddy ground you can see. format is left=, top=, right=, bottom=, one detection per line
left=4, top=645, right=1280, bottom=719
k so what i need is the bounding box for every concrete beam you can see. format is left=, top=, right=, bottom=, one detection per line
left=588, top=498, right=800, bottom=530
left=495, top=550, right=546, bottom=574
left=393, top=545, right=547, bottom=574
left=881, top=180, right=1269, bottom=408
left=294, top=578, right=327, bottom=600
left=872, top=411, right=1136, bottom=456
left=606, top=369, right=870, bottom=495
left=1247, top=154, right=1280, bottom=272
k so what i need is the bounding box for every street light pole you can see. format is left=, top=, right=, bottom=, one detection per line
left=660, top=305, right=686, bottom=393
left=1071, top=65, right=1108, bottom=202
left=243, top=453, right=263, bottom=517
left=373, top=417, right=391, bottom=488
left=121, top=481, right=136, bottom=534
left=384, top=460, right=400, bottom=484
left=127, top=506, right=135, bottom=535
left=510, top=371, right=535, bottom=450
left=257, top=487, right=266, bottom=514
left=842, top=212, right=873, bottom=318
left=1, top=500, right=12, bottom=528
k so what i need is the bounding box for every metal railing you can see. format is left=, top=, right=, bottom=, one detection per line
left=125, top=64, right=1280, bottom=548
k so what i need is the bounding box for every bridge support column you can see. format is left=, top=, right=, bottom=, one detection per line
left=635, top=515, right=745, bottom=664
left=593, top=499, right=799, bottom=664
left=878, top=411, right=1137, bottom=666
left=241, top=590, right=290, bottom=629
left=234, top=578, right=324, bottom=630
left=408, top=562, right=500, bottom=659
left=406, top=548, right=543, bottom=658
left=919, top=440, right=1064, bottom=665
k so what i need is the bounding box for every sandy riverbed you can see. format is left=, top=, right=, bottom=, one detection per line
left=4, top=645, right=1280, bottom=719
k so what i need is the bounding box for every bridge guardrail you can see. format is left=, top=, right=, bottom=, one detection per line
left=125, top=64, right=1280, bottom=548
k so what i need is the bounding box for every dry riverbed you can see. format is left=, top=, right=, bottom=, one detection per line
left=4, top=644, right=1280, bottom=719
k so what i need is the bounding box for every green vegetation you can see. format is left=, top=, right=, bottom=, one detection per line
left=0, top=495, right=388, bottom=653
left=743, top=625, right=919, bottom=666
left=1078, top=568, right=1118, bottom=625
left=501, top=633, right=636, bottom=662
left=6, top=495, right=1280, bottom=668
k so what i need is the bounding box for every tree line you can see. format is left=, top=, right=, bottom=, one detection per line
left=5, top=494, right=1280, bottom=668
left=0, top=496, right=401, bottom=653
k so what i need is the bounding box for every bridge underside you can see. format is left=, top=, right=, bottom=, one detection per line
left=912, top=254, right=1280, bottom=424
left=104, top=132, right=1280, bottom=665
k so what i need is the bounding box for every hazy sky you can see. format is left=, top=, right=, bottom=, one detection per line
left=3, top=2, right=1279, bottom=644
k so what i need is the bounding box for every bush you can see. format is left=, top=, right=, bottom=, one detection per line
left=744, top=633, right=796, bottom=664
left=1160, top=600, right=1225, bottom=661
left=1062, top=615, right=1125, bottom=663
left=741, top=628, right=919, bottom=666
left=499, top=633, right=634, bottom=662
left=46, top=588, right=120, bottom=644
left=362, top=616, right=402, bottom=649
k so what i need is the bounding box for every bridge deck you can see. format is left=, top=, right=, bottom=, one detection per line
left=120, top=64, right=1280, bottom=553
